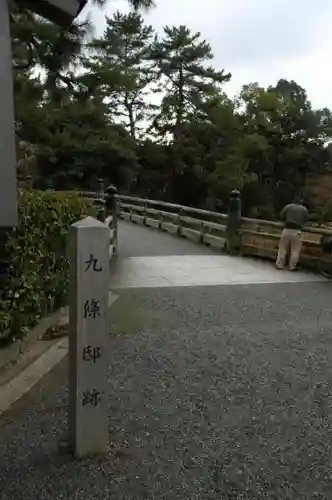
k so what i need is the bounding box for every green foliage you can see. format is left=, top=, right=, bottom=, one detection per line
left=86, top=12, right=156, bottom=140
left=148, top=25, right=231, bottom=139
left=91, top=0, right=155, bottom=8
left=11, top=4, right=332, bottom=218
left=5, top=1, right=332, bottom=347
left=26, top=97, right=138, bottom=190
left=233, top=80, right=332, bottom=214
left=0, top=190, right=97, bottom=345
left=10, top=3, right=90, bottom=95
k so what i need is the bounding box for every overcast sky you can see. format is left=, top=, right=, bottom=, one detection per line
left=86, top=0, right=332, bottom=109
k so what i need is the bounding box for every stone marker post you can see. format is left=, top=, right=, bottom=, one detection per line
left=68, top=216, right=109, bottom=458
left=226, top=189, right=242, bottom=255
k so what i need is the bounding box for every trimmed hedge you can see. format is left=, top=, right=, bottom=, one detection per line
left=0, top=189, right=97, bottom=346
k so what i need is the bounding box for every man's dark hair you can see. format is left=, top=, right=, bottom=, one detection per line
left=293, top=195, right=304, bottom=205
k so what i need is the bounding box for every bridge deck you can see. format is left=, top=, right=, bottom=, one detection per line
left=0, top=221, right=331, bottom=499
left=118, top=219, right=216, bottom=257
left=114, top=221, right=323, bottom=288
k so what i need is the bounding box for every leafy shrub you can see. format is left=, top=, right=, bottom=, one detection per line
left=0, top=189, right=97, bottom=346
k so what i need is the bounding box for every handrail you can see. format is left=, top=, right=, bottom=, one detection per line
left=67, top=189, right=332, bottom=271
left=115, top=194, right=332, bottom=270
left=116, top=195, right=228, bottom=221
left=116, top=194, right=331, bottom=235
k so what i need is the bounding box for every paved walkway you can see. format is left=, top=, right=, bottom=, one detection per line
left=0, top=222, right=331, bottom=499
left=114, top=221, right=324, bottom=288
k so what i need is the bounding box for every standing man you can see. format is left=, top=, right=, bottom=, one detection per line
left=276, top=198, right=308, bottom=271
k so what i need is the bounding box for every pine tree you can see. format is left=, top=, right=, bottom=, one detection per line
left=92, top=0, right=155, bottom=8
left=10, top=0, right=156, bottom=99
left=86, top=12, right=155, bottom=140
left=10, top=2, right=90, bottom=102
left=148, top=25, right=231, bottom=140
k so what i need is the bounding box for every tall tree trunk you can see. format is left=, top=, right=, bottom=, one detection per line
left=124, top=94, right=136, bottom=141
left=174, top=63, right=184, bottom=141
left=171, top=62, right=185, bottom=197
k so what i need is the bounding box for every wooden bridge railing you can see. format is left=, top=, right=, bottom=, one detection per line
left=118, top=195, right=228, bottom=250
left=115, top=194, right=332, bottom=270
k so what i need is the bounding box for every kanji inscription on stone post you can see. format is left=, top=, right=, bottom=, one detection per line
left=68, top=216, right=109, bottom=458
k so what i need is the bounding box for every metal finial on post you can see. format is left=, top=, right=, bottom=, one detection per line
left=230, top=189, right=240, bottom=199
left=105, top=184, right=117, bottom=196
left=105, top=184, right=118, bottom=211
left=226, top=189, right=242, bottom=254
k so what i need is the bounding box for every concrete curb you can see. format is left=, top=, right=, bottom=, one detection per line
left=0, top=293, right=119, bottom=417
left=0, top=337, right=68, bottom=416
left=0, top=307, right=68, bottom=375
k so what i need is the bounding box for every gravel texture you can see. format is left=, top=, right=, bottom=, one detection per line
left=1, top=281, right=332, bottom=499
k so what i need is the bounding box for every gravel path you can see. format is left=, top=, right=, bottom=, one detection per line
left=1, top=281, right=332, bottom=499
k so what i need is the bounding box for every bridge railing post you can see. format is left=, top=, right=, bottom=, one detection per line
left=95, top=177, right=106, bottom=221
left=98, top=177, right=104, bottom=197
left=177, top=208, right=184, bottom=236
left=200, top=221, right=206, bottom=244
left=159, top=210, right=163, bottom=230
left=105, top=184, right=118, bottom=256
left=226, top=189, right=242, bottom=254
left=26, top=174, right=33, bottom=189
left=143, top=200, right=148, bottom=225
